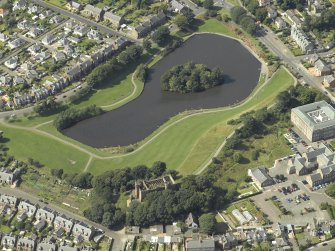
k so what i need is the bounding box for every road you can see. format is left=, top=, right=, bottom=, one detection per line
left=0, top=19, right=68, bottom=65
left=306, top=238, right=335, bottom=250
left=0, top=187, right=128, bottom=251
left=257, top=26, right=335, bottom=102
left=32, top=0, right=139, bottom=43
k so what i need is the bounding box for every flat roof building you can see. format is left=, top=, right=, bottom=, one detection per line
left=291, top=101, right=335, bottom=142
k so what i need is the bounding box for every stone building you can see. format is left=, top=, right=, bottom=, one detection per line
left=128, top=175, right=175, bottom=204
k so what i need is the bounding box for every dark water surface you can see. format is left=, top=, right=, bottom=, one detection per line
left=63, top=34, right=262, bottom=147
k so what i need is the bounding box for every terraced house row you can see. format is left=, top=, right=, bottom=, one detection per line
left=0, top=194, right=101, bottom=244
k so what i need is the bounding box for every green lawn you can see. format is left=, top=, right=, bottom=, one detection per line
left=10, top=54, right=148, bottom=128
left=88, top=67, right=294, bottom=175
left=0, top=67, right=294, bottom=176
left=296, top=232, right=305, bottom=240
left=45, top=0, right=66, bottom=7
left=218, top=124, right=292, bottom=185
left=0, top=224, right=12, bottom=234
left=0, top=20, right=295, bottom=176
left=226, top=0, right=240, bottom=5
left=197, top=19, right=236, bottom=37
left=0, top=124, right=90, bottom=173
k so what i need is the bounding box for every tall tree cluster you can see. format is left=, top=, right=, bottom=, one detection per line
left=161, top=62, right=225, bottom=93
left=230, top=6, right=257, bottom=35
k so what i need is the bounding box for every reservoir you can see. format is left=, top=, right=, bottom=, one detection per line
left=63, top=33, right=262, bottom=148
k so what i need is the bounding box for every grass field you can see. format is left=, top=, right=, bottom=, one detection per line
left=197, top=19, right=236, bottom=37
left=0, top=66, right=294, bottom=176
left=0, top=20, right=295, bottom=176
left=85, top=67, right=294, bottom=175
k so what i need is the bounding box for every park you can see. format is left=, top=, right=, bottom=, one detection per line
left=0, top=19, right=295, bottom=177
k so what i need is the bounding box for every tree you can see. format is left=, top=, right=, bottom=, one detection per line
left=199, top=213, right=216, bottom=234
left=34, top=98, right=64, bottom=116
left=251, top=150, right=260, bottom=160
left=240, top=15, right=257, bottom=35
left=255, top=7, right=267, bottom=22
left=233, top=152, right=243, bottom=163
left=151, top=161, right=167, bottom=177
left=152, top=26, right=170, bottom=46
left=53, top=105, right=104, bottom=130
left=203, top=0, right=214, bottom=9
left=51, top=168, right=64, bottom=179
left=183, top=8, right=195, bottom=24
left=230, top=6, right=247, bottom=23
left=136, top=64, right=149, bottom=82
left=320, top=202, right=329, bottom=210
left=174, top=15, right=189, bottom=30
left=161, top=62, right=224, bottom=93
left=4, top=16, right=17, bottom=28
left=84, top=203, right=105, bottom=223
left=16, top=221, right=25, bottom=230
left=143, top=39, right=152, bottom=51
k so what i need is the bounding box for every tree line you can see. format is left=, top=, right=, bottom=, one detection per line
left=86, top=45, right=143, bottom=88
left=303, top=7, right=335, bottom=32
left=126, top=174, right=229, bottom=227
left=161, top=62, right=225, bottom=93
left=53, top=105, right=103, bottom=130
left=70, top=45, right=143, bottom=103
left=230, top=6, right=257, bottom=35
left=224, top=85, right=330, bottom=155
left=81, top=161, right=233, bottom=229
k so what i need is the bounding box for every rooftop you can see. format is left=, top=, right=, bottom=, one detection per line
left=292, top=101, right=335, bottom=130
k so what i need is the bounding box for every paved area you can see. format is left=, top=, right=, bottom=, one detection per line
left=256, top=26, right=335, bottom=103
left=253, top=168, right=334, bottom=227
left=32, top=0, right=139, bottom=43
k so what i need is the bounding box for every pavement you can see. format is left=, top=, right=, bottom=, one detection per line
left=32, top=0, right=139, bottom=44
left=256, top=26, right=335, bottom=103
left=0, top=186, right=128, bottom=251
left=307, top=238, right=335, bottom=250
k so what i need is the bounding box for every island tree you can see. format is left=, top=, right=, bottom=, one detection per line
left=161, top=62, right=224, bottom=93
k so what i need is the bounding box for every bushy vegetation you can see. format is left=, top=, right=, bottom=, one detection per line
left=126, top=175, right=229, bottom=227
left=53, top=105, right=103, bottom=130
left=174, top=9, right=195, bottom=30
left=303, top=7, right=335, bottom=32
left=199, top=213, right=217, bottom=234
left=152, top=26, right=171, bottom=46
left=135, top=64, right=149, bottom=82
left=326, top=183, right=335, bottom=198
left=230, top=6, right=257, bottom=35
left=82, top=160, right=232, bottom=228
left=224, top=85, right=329, bottom=153
left=34, top=98, right=65, bottom=116
left=70, top=45, right=143, bottom=102
left=161, top=62, right=224, bottom=93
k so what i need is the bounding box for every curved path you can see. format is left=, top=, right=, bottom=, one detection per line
left=193, top=68, right=297, bottom=175
left=0, top=31, right=292, bottom=175
left=0, top=66, right=288, bottom=174
left=62, top=33, right=262, bottom=147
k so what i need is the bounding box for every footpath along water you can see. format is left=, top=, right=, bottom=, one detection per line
left=63, top=33, right=261, bottom=147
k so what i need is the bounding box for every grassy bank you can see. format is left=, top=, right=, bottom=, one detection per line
left=0, top=19, right=295, bottom=176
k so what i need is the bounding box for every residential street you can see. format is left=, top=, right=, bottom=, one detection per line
left=257, top=26, right=335, bottom=102
left=32, top=0, right=140, bottom=43
left=0, top=187, right=128, bottom=251
left=306, top=238, right=335, bottom=250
